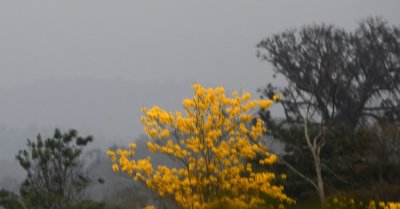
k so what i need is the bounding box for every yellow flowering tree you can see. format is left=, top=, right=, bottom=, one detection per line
left=108, top=84, right=293, bottom=209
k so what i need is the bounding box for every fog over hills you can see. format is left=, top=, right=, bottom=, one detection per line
left=0, top=78, right=283, bottom=159
left=0, top=79, right=183, bottom=207
left=0, top=79, right=193, bottom=159
left=0, top=79, right=193, bottom=196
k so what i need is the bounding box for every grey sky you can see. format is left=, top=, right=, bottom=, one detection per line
left=1, top=0, right=399, bottom=89
left=0, top=0, right=400, bottom=159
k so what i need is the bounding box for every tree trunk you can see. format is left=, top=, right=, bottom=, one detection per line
left=311, top=147, right=325, bottom=208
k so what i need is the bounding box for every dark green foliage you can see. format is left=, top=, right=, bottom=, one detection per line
left=256, top=17, right=400, bottom=201
left=15, top=128, right=93, bottom=209
left=0, top=189, right=24, bottom=209
left=334, top=122, right=400, bottom=200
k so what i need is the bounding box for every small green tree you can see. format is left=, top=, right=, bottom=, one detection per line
left=16, top=128, right=93, bottom=209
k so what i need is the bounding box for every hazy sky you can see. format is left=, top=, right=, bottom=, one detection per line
left=0, top=1, right=400, bottom=158
left=1, top=0, right=399, bottom=90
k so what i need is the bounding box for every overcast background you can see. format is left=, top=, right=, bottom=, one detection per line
left=0, top=0, right=400, bottom=163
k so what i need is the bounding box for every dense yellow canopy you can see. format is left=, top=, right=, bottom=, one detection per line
left=108, top=84, right=291, bottom=209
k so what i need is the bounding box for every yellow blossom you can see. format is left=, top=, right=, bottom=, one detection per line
left=273, top=94, right=282, bottom=102
left=112, top=164, right=119, bottom=172
left=108, top=83, right=292, bottom=209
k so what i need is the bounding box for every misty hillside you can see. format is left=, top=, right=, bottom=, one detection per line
left=0, top=79, right=194, bottom=159
left=0, top=78, right=191, bottom=205
left=0, top=78, right=281, bottom=159
left=0, top=160, right=23, bottom=193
